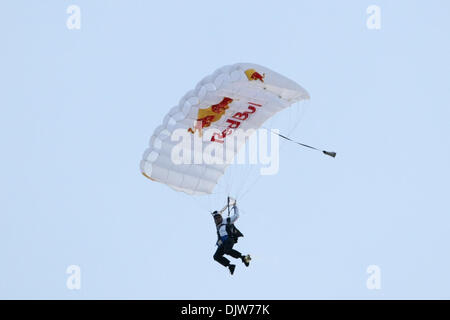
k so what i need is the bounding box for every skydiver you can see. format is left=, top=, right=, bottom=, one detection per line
left=212, top=200, right=251, bottom=275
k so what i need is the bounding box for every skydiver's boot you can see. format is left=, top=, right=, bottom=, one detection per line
left=228, top=264, right=236, bottom=275
left=241, top=255, right=251, bottom=267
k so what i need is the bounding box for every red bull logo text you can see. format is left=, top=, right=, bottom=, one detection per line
left=211, top=101, right=262, bottom=144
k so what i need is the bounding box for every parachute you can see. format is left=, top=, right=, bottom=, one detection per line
left=140, top=63, right=310, bottom=198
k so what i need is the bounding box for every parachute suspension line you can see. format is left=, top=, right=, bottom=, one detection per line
left=286, top=101, right=307, bottom=137
left=233, top=146, right=254, bottom=199
left=237, top=102, right=307, bottom=201
left=235, top=163, right=255, bottom=200
left=185, top=193, right=211, bottom=215
left=215, top=167, right=232, bottom=208
left=237, top=171, right=263, bottom=201
left=239, top=137, right=336, bottom=201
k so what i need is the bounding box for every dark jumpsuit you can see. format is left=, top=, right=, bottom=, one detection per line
left=213, top=207, right=243, bottom=267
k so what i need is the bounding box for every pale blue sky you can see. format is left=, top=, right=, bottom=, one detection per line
left=1, top=0, right=450, bottom=299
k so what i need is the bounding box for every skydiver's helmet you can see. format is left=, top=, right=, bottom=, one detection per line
left=212, top=211, right=222, bottom=225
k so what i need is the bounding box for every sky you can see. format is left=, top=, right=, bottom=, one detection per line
left=1, top=0, right=450, bottom=299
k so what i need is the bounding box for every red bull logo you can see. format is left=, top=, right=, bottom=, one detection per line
left=245, top=69, right=265, bottom=82
left=188, top=97, right=233, bottom=135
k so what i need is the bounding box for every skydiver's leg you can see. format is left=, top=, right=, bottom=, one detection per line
left=214, top=245, right=230, bottom=267
left=223, top=240, right=243, bottom=260
left=226, top=248, right=243, bottom=259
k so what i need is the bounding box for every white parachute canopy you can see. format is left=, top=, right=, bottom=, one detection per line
left=140, top=63, right=310, bottom=196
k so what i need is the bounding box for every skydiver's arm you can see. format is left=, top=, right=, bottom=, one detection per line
left=228, top=206, right=239, bottom=224
left=218, top=204, right=228, bottom=215
left=219, top=198, right=237, bottom=215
